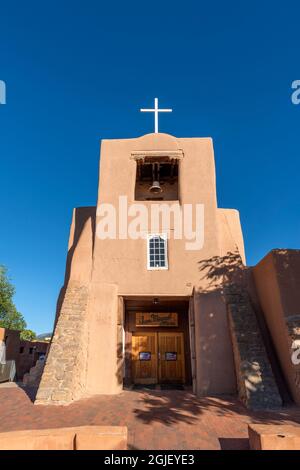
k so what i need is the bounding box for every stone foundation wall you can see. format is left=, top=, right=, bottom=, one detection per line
left=227, top=287, right=282, bottom=410
left=23, top=359, right=44, bottom=387
left=35, top=282, right=89, bottom=404
left=286, top=315, right=300, bottom=341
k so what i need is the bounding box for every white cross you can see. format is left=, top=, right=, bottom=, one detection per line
left=140, top=97, right=172, bottom=133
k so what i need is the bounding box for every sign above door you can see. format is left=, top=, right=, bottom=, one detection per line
left=136, top=312, right=178, bottom=327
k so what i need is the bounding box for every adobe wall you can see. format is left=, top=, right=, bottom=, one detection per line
left=17, top=340, right=48, bottom=380
left=64, top=206, right=95, bottom=286
left=253, top=249, right=300, bottom=404
left=217, top=208, right=246, bottom=264
left=0, top=328, right=48, bottom=380
left=60, top=135, right=245, bottom=296
left=92, top=133, right=245, bottom=295
left=191, top=291, right=237, bottom=396
left=0, top=328, right=20, bottom=364
left=0, top=426, right=127, bottom=450
left=85, top=282, right=122, bottom=396
left=36, top=133, right=246, bottom=403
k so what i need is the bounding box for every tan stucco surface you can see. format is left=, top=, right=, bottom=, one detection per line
left=217, top=208, right=246, bottom=264
left=37, top=133, right=245, bottom=403
left=253, top=250, right=300, bottom=404
left=91, top=134, right=243, bottom=295
left=192, top=291, right=237, bottom=396
left=0, top=426, right=127, bottom=450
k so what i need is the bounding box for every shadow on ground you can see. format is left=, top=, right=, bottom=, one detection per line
left=132, top=390, right=300, bottom=427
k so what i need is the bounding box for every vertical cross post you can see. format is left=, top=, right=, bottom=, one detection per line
left=140, top=98, right=172, bottom=133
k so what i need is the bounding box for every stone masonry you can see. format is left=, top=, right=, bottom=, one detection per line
left=286, top=314, right=300, bottom=391
left=35, top=282, right=89, bottom=404
left=286, top=315, right=300, bottom=342
left=227, top=287, right=282, bottom=410
left=23, top=359, right=44, bottom=388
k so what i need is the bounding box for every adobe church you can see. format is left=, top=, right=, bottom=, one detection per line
left=36, top=100, right=300, bottom=410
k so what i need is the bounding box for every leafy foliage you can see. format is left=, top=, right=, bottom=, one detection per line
left=0, top=266, right=35, bottom=336
left=20, top=329, right=37, bottom=341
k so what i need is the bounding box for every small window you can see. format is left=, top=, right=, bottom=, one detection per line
left=147, top=234, right=168, bottom=270
left=19, top=347, right=24, bottom=354
left=29, top=347, right=34, bottom=355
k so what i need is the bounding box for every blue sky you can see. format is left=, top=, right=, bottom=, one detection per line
left=0, top=1, right=299, bottom=333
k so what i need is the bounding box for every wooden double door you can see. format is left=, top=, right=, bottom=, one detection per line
left=132, top=332, right=185, bottom=384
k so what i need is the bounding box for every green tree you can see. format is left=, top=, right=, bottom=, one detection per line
left=20, top=329, right=37, bottom=341
left=0, top=265, right=28, bottom=332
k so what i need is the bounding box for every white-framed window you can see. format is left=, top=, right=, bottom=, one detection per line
left=147, top=233, right=168, bottom=270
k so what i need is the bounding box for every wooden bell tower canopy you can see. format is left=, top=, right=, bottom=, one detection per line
left=131, top=149, right=184, bottom=163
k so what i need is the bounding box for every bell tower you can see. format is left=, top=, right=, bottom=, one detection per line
left=36, top=127, right=246, bottom=404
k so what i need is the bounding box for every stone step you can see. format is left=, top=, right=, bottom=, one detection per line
left=227, top=289, right=282, bottom=410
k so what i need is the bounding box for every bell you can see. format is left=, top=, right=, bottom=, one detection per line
left=149, top=180, right=162, bottom=193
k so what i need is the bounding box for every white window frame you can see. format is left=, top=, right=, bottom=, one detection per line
left=146, top=233, right=169, bottom=271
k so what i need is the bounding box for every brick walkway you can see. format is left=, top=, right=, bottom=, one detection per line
left=1, top=383, right=300, bottom=449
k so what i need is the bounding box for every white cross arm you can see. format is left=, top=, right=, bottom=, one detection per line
left=140, top=98, right=173, bottom=133
left=140, top=108, right=172, bottom=112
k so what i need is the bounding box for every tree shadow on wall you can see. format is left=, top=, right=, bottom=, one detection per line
left=197, top=251, right=247, bottom=293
